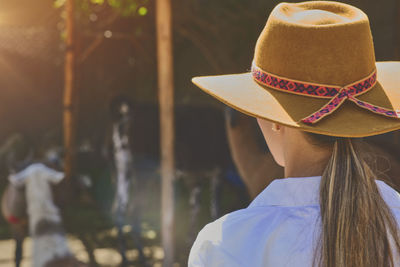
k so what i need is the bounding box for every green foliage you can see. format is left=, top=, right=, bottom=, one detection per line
left=54, top=0, right=148, bottom=18
left=91, top=0, right=105, bottom=4
left=107, top=0, right=121, bottom=8
left=138, top=6, right=147, bottom=16
left=120, top=1, right=137, bottom=17
left=53, top=0, right=66, bottom=8
left=60, top=30, right=67, bottom=42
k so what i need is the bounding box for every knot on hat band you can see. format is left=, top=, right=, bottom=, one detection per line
left=251, top=62, right=400, bottom=124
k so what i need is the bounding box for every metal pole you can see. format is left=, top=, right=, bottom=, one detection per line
left=156, top=0, right=175, bottom=266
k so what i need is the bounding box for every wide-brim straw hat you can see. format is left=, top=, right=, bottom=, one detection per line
left=192, top=1, right=400, bottom=137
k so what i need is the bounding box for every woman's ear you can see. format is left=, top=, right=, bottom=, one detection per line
left=271, top=123, right=283, bottom=133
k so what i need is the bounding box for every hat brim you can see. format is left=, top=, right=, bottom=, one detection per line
left=192, top=62, right=400, bottom=137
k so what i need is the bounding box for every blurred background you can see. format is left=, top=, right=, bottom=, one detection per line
left=0, top=0, right=399, bottom=266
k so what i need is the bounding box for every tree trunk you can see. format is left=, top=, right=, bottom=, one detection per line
left=395, top=0, right=400, bottom=60
left=63, top=0, right=76, bottom=182
left=156, top=0, right=175, bottom=266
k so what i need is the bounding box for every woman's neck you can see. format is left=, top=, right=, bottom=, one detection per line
left=283, top=130, right=332, bottom=178
left=284, top=156, right=329, bottom=178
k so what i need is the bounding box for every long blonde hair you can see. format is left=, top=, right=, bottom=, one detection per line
left=307, top=135, right=400, bottom=267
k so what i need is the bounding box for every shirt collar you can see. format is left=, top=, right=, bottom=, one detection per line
left=248, top=176, right=400, bottom=208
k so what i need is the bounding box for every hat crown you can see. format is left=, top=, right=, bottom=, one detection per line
left=254, top=1, right=376, bottom=86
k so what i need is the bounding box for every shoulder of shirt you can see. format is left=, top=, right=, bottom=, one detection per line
left=188, top=208, right=250, bottom=266
left=188, top=205, right=318, bottom=266
left=190, top=205, right=311, bottom=250
left=193, top=209, right=245, bottom=248
left=194, top=203, right=317, bottom=245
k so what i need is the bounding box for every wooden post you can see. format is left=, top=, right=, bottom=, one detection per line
left=393, top=0, right=400, bottom=144
left=63, top=0, right=76, bottom=182
left=395, top=0, right=400, bottom=60
left=156, top=0, right=175, bottom=266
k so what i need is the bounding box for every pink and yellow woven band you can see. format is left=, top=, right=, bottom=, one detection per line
left=251, top=62, right=400, bottom=124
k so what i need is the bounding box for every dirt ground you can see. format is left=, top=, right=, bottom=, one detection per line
left=0, top=236, right=166, bottom=267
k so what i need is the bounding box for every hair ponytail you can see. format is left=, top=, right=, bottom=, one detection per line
left=308, top=136, right=400, bottom=267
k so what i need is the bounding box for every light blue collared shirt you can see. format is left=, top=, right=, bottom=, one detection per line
left=188, top=176, right=400, bottom=266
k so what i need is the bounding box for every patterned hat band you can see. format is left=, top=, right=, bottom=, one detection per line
left=251, top=62, right=400, bottom=124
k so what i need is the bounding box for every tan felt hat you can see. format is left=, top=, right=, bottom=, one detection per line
left=192, top=1, right=400, bottom=137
